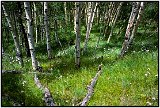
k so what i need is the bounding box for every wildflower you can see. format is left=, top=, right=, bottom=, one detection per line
left=155, top=74, right=158, bottom=77
left=152, top=97, right=156, bottom=101
left=59, top=75, right=62, bottom=79
left=147, top=71, right=150, bottom=75
left=145, top=73, right=148, bottom=77
left=147, top=68, right=150, bottom=71
left=22, top=81, right=27, bottom=86
left=146, top=101, right=152, bottom=106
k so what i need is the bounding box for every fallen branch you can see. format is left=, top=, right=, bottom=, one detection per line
left=2, top=70, right=21, bottom=74
left=80, top=64, right=103, bottom=106
left=34, top=74, right=56, bottom=106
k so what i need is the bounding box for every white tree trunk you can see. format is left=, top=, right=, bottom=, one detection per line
left=107, top=2, right=123, bottom=43
left=128, top=2, right=144, bottom=44
left=44, top=2, right=52, bottom=59
left=83, top=2, right=98, bottom=53
left=24, top=2, right=38, bottom=70
left=33, top=2, right=38, bottom=43
left=2, top=3, right=23, bottom=67
left=75, top=2, right=81, bottom=68
left=64, top=2, right=67, bottom=25
left=119, top=2, right=140, bottom=57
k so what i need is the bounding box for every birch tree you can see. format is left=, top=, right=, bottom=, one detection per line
left=107, top=2, right=123, bottom=43
left=83, top=2, right=98, bottom=53
left=64, top=2, right=67, bottom=25
left=17, top=2, right=31, bottom=57
left=128, top=2, right=144, bottom=44
left=33, top=2, right=38, bottom=43
left=2, top=3, right=24, bottom=67
left=75, top=2, right=81, bottom=68
left=44, top=2, right=52, bottom=59
left=119, top=2, right=141, bottom=57
left=24, top=2, right=38, bottom=70
left=54, top=6, right=62, bottom=47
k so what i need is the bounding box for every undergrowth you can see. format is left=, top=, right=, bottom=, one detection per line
left=2, top=28, right=158, bottom=106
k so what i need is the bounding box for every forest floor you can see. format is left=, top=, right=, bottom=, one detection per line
left=2, top=27, right=158, bottom=106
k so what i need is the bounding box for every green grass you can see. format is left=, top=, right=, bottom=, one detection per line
left=2, top=27, right=158, bottom=106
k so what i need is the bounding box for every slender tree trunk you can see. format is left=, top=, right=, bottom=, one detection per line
left=84, top=3, right=88, bottom=28
left=75, top=2, right=81, bottom=68
left=119, top=2, right=140, bottom=57
left=41, top=2, right=44, bottom=41
left=44, top=2, right=52, bottom=59
left=2, top=3, right=24, bottom=67
left=107, top=2, right=123, bottom=43
left=24, top=2, right=38, bottom=70
left=103, top=2, right=113, bottom=39
left=54, top=11, right=62, bottom=47
left=128, top=2, right=144, bottom=45
left=83, top=2, right=98, bottom=53
left=64, top=2, right=67, bottom=25
left=33, top=2, right=38, bottom=43
left=94, top=17, right=102, bottom=57
left=17, top=2, right=31, bottom=57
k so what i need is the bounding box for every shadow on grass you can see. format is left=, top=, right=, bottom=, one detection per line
left=2, top=73, right=25, bottom=106
left=37, top=30, right=158, bottom=84
left=2, top=73, right=44, bottom=106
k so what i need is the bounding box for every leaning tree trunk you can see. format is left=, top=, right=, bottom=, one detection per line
left=128, top=2, right=144, bottom=44
left=44, top=2, right=52, bottom=59
left=17, top=2, right=31, bottom=57
left=24, top=2, right=38, bottom=70
left=119, top=2, right=140, bottom=58
left=83, top=2, right=98, bottom=53
left=75, top=2, right=81, bottom=68
left=107, top=2, right=123, bottom=43
left=2, top=3, right=24, bottom=67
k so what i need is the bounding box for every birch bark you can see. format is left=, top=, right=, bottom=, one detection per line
left=83, top=2, right=98, bottom=53
left=24, top=2, right=38, bottom=70
left=44, top=2, right=52, bottom=59
left=75, top=2, right=81, bottom=68
left=2, top=3, right=24, bottom=67
left=119, top=2, right=141, bottom=57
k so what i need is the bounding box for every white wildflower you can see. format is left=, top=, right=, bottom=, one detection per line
left=147, top=68, right=150, bottom=71
left=155, top=74, right=158, bottom=77
left=22, top=81, right=27, bottom=86
left=146, top=101, right=152, bottom=106
left=145, top=73, right=148, bottom=77
left=59, top=75, right=62, bottom=79
left=147, top=71, right=150, bottom=75
left=152, top=97, right=156, bottom=101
